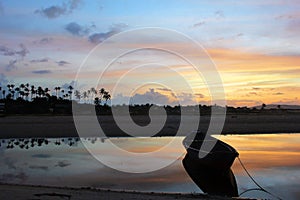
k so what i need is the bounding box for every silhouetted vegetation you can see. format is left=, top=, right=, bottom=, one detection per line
left=0, top=83, right=111, bottom=115
left=0, top=83, right=298, bottom=116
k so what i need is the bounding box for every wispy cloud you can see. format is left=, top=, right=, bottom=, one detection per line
left=0, top=44, right=29, bottom=71
left=5, top=59, right=18, bottom=71
left=88, top=23, right=128, bottom=44
left=16, top=44, right=29, bottom=58
left=215, top=10, right=225, bottom=19
left=33, top=37, right=53, bottom=45
left=195, top=93, right=205, bottom=98
left=156, top=88, right=172, bottom=92
left=56, top=60, right=70, bottom=66
left=0, top=44, right=29, bottom=58
left=112, top=88, right=204, bottom=106
left=30, top=58, right=49, bottom=63
left=65, top=22, right=94, bottom=36
left=32, top=70, right=52, bottom=74
left=273, top=92, right=284, bottom=95
left=130, top=88, right=171, bottom=105
left=0, top=45, right=15, bottom=56
left=193, top=21, right=205, bottom=28
left=35, top=0, right=82, bottom=19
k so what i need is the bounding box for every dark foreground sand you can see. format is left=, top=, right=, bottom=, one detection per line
left=0, top=114, right=300, bottom=138
left=0, top=183, right=253, bottom=200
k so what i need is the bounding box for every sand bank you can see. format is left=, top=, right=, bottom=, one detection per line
left=0, top=183, right=253, bottom=200
left=0, top=114, right=300, bottom=138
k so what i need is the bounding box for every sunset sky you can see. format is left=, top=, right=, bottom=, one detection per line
left=0, top=0, right=299, bottom=106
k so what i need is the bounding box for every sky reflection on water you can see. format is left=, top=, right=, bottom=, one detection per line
left=0, top=134, right=300, bottom=199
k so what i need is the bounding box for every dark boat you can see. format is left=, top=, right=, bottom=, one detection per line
left=182, top=131, right=239, bottom=197
left=183, top=131, right=239, bottom=170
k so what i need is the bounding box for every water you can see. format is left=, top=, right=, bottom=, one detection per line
left=1, top=134, right=300, bottom=199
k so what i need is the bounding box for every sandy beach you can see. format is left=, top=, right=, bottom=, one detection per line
left=0, top=114, right=300, bottom=138
left=0, top=183, right=252, bottom=200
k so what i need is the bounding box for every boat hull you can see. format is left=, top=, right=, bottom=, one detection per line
left=183, top=153, right=238, bottom=197
left=182, top=132, right=239, bottom=197
left=183, top=134, right=238, bottom=170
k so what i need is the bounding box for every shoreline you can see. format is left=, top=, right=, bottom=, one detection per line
left=0, top=114, right=300, bottom=139
left=0, top=183, right=254, bottom=200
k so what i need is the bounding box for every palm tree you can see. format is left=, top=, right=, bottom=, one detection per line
left=61, top=89, right=65, bottom=99
left=94, top=97, right=100, bottom=105
left=83, top=91, right=88, bottom=103
left=19, top=91, right=25, bottom=100
left=37, top=86, right=44, bottom=97
left=20, top=83, right=25, bottom=91
left=44, top=88, right=50, bottom=99
left=7, top=84, right=15, bottom=99
left=99, top=88, right=105, bottom=104
left=68, top=85, right=73, bottom=100
left=11, top=90, right=15, bottom=100
left=24, top=87, right=30, bottom=100
left=103, top=91, right=111, bottom=105
left=30, top=85, right=35, bottom=100
left=54, top=87, right=60, bottom=98
left=15, top=87, right=20, bottom=99
left=74, top=90, right=81, bottom=101
left=64, top=93, right=69, bottom=100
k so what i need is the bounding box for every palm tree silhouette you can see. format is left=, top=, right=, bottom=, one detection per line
left=83, top=91, right=88, bottom=103
left=15, top=87, right=20, bottom=99
left=24, top=87, right=29, bottom=101
left=68, top=85, right=73, bottom=100
left=103, top=91, right=111, bottom=105
left=30, top=85, right=35, bottom=100
left=37, top=86, right=44, bottom=97
left=74, top=90, right=81, bottom=101
left=54, top=86, right=61, bottom=98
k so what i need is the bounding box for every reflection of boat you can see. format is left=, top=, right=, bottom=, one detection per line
left=182, top=131, right=239, bottom=197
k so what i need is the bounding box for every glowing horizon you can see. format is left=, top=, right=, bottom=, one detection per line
left=0, top=0, right=299, bottom=107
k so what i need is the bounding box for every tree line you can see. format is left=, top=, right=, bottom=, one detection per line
left=0, top=83, right=111, bottom=105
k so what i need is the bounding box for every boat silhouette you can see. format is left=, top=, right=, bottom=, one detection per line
left=182, top=131, right=239, bottom=197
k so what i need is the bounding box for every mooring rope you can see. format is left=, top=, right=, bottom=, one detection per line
left=237, top=156, right=283, bottom=200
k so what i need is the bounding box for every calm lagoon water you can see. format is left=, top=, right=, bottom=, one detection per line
left=1, top=134, right=300, bottom=200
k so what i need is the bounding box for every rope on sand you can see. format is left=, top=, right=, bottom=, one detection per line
left=237, top=156, right=282, bottom=200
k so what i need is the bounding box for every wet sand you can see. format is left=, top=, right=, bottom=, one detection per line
left=0, top=183, right=251, bottom=200
left=0, top=114, right=300, bottom=138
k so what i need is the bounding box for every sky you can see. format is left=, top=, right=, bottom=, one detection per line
left=0, top=0, right=299, bottom=106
